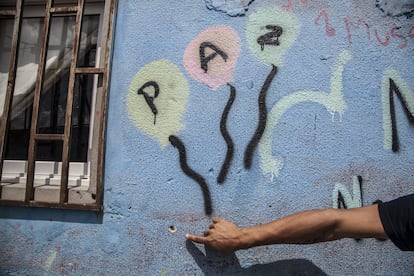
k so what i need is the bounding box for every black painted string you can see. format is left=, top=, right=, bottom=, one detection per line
left=389, top=79, right=399, bottom=152
left=244, top=65, right=278, bottom=169
left=217, top=84, right=236, bottom=184
left=169, top=135, right=213, bottom=215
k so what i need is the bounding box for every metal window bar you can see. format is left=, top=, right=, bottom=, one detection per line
left=26, top=0, right=85, bottom=206
left=0, top=0, right=116, bottom=211
left=95, top=0, right=117, bottom=209
left=60, top=0, right=85, bottom=204
left=26, top=0, right=54, bottom=203
left=0, top=0, right=23, bottom=200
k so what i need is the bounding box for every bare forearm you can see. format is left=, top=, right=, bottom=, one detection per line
left=240, top=209, right=340, bottom=249
left=239, top=205, right=387, bottom=249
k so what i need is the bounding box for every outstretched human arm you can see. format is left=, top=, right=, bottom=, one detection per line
left=185, top=204, right=388, bottom=253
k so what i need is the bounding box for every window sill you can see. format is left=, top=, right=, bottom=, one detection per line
left=1, top=183, right=95, bottom=204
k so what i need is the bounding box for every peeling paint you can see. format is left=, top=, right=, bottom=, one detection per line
left=205, top=0, right=255, bottom=16
left=375, top=0, right=414, bottom=17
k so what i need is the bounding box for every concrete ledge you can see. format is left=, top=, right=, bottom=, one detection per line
left=1, top=183, right=26, bottom=201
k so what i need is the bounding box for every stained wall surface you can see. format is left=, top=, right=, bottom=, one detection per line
left=1, top=0, right=414, bottom=275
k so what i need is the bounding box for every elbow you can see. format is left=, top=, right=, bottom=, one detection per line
left=320, top=208, right=343, bottom=241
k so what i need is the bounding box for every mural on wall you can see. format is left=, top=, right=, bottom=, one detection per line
left=127, top=4, right=414, bottom=216
left=183, top=26, right=241, bottom=184
left=314, top=8, right=414, bottom=48
left=243, top=8, right=298, bottom=171
left=183, top=25, right=240, bottom=90
left=127, top=60, right=212, bottom=215
left=246, top=8, right=299, bottom=66
left=127, top=60, right=189, bottom=147
left=168, top=135, right=213, bottom=215
left=259, top=50, right=351, bottom=179
left=279, top=0, right=414, bottom=49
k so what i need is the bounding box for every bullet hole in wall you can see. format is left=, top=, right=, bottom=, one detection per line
left=169, top=225, right=177, bottom=233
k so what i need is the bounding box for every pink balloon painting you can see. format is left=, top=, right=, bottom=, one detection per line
left=183, top=25, right=241, bottom=90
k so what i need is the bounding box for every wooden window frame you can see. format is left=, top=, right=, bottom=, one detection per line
left=0, top=0, right=117, bottom=211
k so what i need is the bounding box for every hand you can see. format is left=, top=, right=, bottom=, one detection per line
left=185, top=218, right=246, bottom=253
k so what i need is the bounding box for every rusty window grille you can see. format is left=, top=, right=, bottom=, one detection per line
left=0, top=0, right=116, bottom=211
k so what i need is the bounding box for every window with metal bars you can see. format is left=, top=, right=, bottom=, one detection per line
left=0, top=0, right=116, bottom=211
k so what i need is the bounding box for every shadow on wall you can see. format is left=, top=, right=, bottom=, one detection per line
left=186, top=240, right=327, bottom=275
left=0, top=206, right=103, bottom=224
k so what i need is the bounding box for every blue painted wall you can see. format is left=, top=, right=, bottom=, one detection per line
left=1, top=0, right=414, bottom=275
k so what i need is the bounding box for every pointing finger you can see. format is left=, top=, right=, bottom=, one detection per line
left=212, top=217, right=222, bottom=223
left=185, top=233, right=208, bottom=244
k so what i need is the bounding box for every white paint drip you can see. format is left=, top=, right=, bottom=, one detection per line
left=332, top=175, right=362, bottom=209
left=44, top=250, right=57, bottom=274
left=259, top=50, right=352, bottom=178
